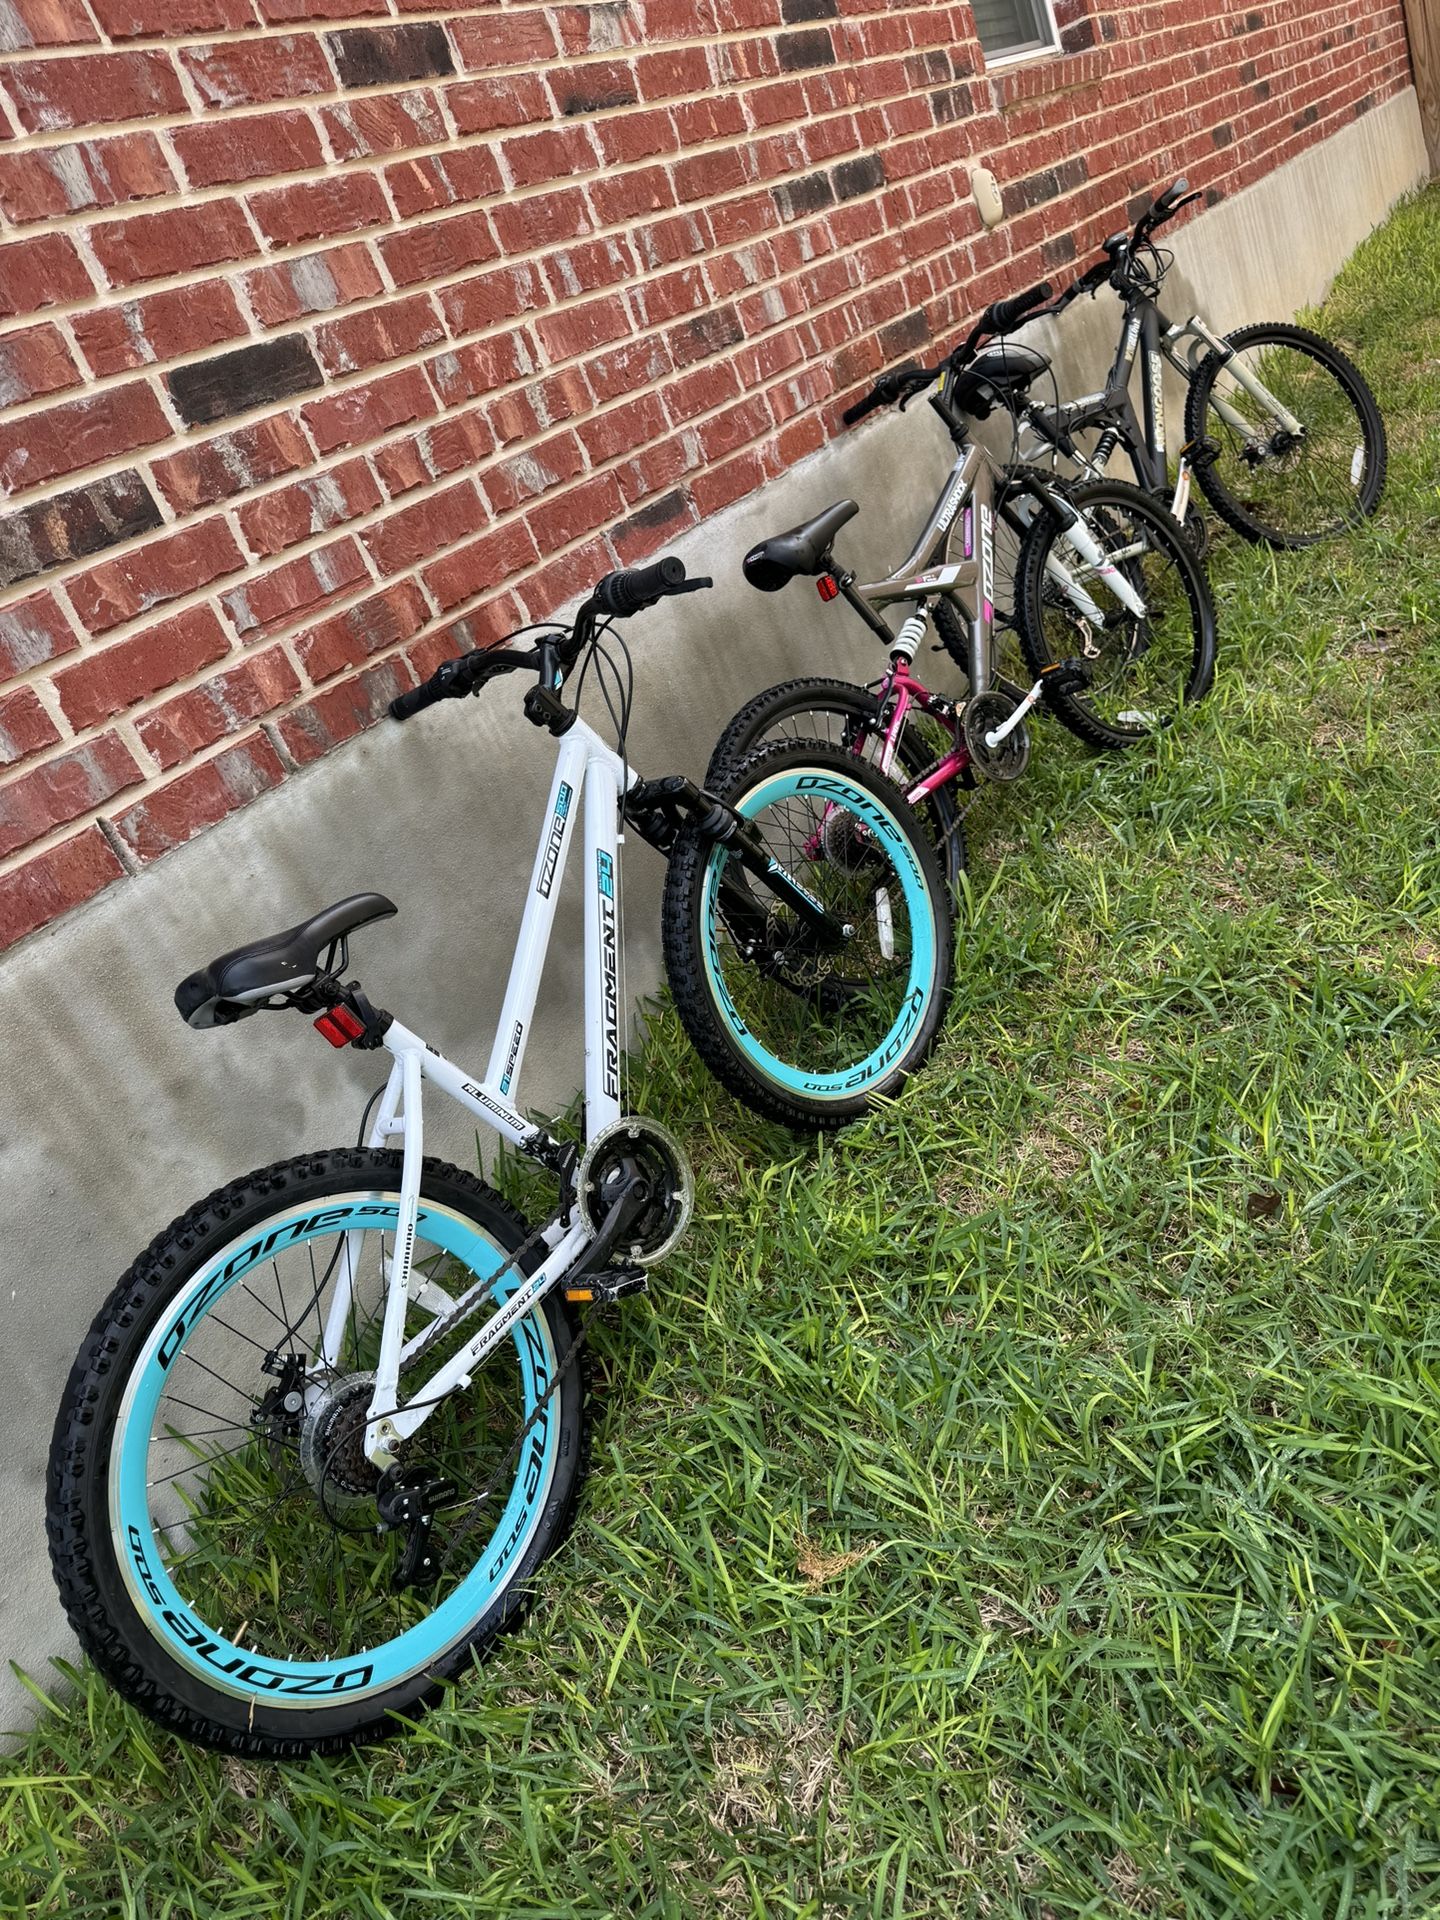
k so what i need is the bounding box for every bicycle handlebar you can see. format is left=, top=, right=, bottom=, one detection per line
left=389, top=557, right=712, bottom=721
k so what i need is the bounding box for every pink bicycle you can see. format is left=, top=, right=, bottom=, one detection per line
left=711, top=286, right=1217, bottom=896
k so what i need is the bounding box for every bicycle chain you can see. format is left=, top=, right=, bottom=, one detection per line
left=438, top=1299, right=597, bottom=1573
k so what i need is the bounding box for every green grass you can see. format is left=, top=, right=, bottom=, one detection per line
left=8, top=184, right=1440, bottom=1918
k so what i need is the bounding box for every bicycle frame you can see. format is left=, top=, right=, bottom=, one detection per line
left=837, top=418, right=1148, bottom=777
left=313, top=714, right=634, bottom=1467
left=1027, top=285, right=1305, bottom=507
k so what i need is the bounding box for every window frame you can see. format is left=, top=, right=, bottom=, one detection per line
left=973, top=0, right=1063, bottom=67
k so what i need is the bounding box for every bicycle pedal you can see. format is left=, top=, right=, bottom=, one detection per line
left=1042, top=658, right=1092, bottom=697
left=565, top=1266, right=648, bottom=1305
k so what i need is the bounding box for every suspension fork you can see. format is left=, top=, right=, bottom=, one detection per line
left=1031, top=481, right=1148, bottom=622
left=628, top=773, right=852, bottom=948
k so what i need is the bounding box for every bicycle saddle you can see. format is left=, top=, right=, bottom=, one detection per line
left=175, top=893, right=398, bottom=1028
left=743, top=499, right=859, bottom=592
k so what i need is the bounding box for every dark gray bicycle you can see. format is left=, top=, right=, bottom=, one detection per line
left=985, top=179, right=1388, bottom=551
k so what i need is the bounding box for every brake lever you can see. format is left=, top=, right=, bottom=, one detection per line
left=672, top=577, right=713, bottom=595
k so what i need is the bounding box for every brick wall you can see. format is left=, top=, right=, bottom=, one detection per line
left=0, top=0, right=1412, bottom=950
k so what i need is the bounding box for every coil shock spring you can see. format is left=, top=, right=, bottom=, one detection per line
left=1087, top=427, right=1119, bottom=476
left=893, top=610, right=928, bottom=657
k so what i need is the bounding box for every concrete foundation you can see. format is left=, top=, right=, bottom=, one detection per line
left=0, top=87, right=1426, bottom=1731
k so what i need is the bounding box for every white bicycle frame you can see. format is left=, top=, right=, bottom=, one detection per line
left=310, top=714, right=636, bottom=1468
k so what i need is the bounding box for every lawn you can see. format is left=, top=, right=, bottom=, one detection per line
left=6, top=184, right=1440, bottom=1919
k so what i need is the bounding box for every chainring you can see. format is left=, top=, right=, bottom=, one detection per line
left=577, top=1117, right=694, bottom=1267
left=963, top=691, right=1031, bottom=782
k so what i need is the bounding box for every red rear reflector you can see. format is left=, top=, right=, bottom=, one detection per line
left=315, top=1005, right=364, bottom=1047
left=817, top=574, right=839, bottom=602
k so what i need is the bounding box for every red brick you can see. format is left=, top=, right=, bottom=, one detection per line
left=372, top=412, right=493, bottom=497
left=302, top=365, right=437, bottom=455
left=0, top=590, right=77, bottom=679
left=292, top=580, right=428, bottom=682
left=0, top=322, right=79, bottom=405
left=6, top=50, right=187, bottom=132
left=494, top=184, right=599, bottom=254
left=221, top=538, right=370, bottom=638
left=384, top=146, right=503, bottom=219
left=576, top=391, right=668, bottom=465
left=89, top=0, right=257, bottom=33
left=137, top=647, right=301, bottom=768
left=423, top=519, right=540, bottom=612
left=361, top=479, right=486, bottom=575
left=0, top=827, right=125, bottom=953
left=90, top=200, right=258, bottom=287
left=445, top=73, right=549, bottom=136
left=552, top=4, right=641, bottom=56
left=0, top=381, right=171, bottom=498
left=278, top=656, right=413, bottom=765
left=449, top=10, right=557, bottom=71
left=179, top=34, right=335, bottom=108
left=151, top=415, right=312, bottom=513
left=72, top=283, right=249, bottom=378
left=0, top=232, right=95, bottom=316
left=243, top=242, right=384, bottom=326
left=314, top=293, right=446, bottom=378
left=171, top=109, right=325, bottom=189
left=111, top=732, right=286, bottom=864
left=68, top=518, right=246, bottom=635
left=592, top=107, right=679, bottom=167
left=519, top=534, right=612, bottom=621
left=0, top=729, right=143, bottom=859
left=0, top=132, right=176, bottom=224
left=482, top=430, right=585, bottom=515
left=501, top=126, right=599, bottom=190
left=237, top=456, right=382, bottom=556
left=0, top=0, right=100, bottom=47
left=428, top=334, right=537, bottom=408
left=322, top=88, right=447, bottom=159
left=534, top=295, right=632, bottom=363
left=526, top=472, right=625, bottom=556
left=53, top=605, right=232, bottom=729
left=379, top=209, right=499, bottom=289
left=0, top=684, right=60, bottom=767
left=587, top=165, right=674, bottom=227
left=438, top=262, right=543, bottom=339
left=248, top=172, right=390, bottom=249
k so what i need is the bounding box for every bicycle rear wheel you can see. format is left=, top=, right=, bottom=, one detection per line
left=47, top=1151, right=586, bottom=1757
left=1016, top=478, right=1216, bottom=752
left=705, top=676, right=967, bottom=895
left=1183, top=322, right=1386, bottom=547
left=664, top=740, right=953, bottom=1129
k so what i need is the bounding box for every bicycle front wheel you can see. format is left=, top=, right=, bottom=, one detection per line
left=47, top=1150, right=587, bottom=1757
left=1183, top=322, right=1387, bottom=548
left=664, top=740, right=954, bottom=1129
left=1016, top=478, right=1217, bottom=752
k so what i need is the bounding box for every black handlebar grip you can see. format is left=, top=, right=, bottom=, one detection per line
left=986, top=281, right=1052, bottom=334
left=595, top=554, right=686, bottom=617
left=1155, top=176, right=1188, bottom=212
left=841, top=386, right=889, bottom=427
left=389, top=679, right=443, bottom=721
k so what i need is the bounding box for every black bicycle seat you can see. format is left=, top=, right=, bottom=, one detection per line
left=175, top=893, right=398, bottom=1028
left=743, top=499, right=859, bottom=592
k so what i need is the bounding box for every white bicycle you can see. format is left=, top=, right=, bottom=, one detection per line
left=47, top=556, right=953, bottom=1755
